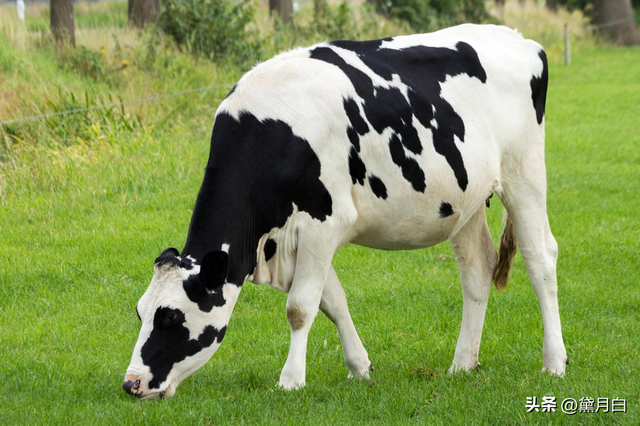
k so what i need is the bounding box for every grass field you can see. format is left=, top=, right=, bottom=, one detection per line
left=1, top=2, right=639, bottom=424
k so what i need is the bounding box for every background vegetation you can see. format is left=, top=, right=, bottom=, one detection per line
left=0, top=0, right=638, bottom=423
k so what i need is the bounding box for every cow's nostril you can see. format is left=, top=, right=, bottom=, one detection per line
left=122, top=380, right=139, bottom=395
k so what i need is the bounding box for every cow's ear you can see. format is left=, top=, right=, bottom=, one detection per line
left=200, top=251, right=228, bottom=291
left=155, top=247, right=180, bottom=267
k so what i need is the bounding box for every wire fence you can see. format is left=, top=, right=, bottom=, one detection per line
left=522, top=17, right=636, bottom=65
left=0, top=82, right=234, bottom=126
left=562, top=17, right=637, bottom=65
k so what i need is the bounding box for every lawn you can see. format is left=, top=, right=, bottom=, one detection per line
left=1, top=15, right=639, bottom=426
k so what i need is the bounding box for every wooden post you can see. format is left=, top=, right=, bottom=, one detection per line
left=564, top=24, right=571, bottom=65
left=269, top=0, right=293, bottom=24
left=129, top=0, right=160, bottom=28
left=50, top=0, right=75, bottom=47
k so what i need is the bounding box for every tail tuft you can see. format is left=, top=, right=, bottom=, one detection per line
left=493, top=214, right=517, bottom=291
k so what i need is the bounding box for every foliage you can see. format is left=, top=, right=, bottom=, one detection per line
left=158, top=0, right=259, bottom=65
left=59, top=46, right=120, bottom=85
left=310, top=1, right=355, bottom=40
left=1, top=88, right=141, bottom=159
left=371, top=0, right=491, bottom=32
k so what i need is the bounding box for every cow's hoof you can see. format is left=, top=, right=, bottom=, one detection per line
left=277, top=379, right=305, bottom=391
left=542, top=355, right=568, bottom=377
left=542, top=364, right=566, bottom=377
left=447, top=362, right=480, bottom=374
left=347, top=363, right=373, bottom=380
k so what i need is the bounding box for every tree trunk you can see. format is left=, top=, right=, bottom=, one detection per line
left=494, top=0, right=505, bottom=9
left=129, top=0, right=161, bottom=29
left=593, top=0, right=640, bottom=45
left=269, top=0, right=293, bottom=24
left=546, top=0, right=558, bottom=13
left=50, top=0, right=75, bottom=47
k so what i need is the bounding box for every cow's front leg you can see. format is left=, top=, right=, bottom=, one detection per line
left=320, top=266, right=371, bottom=379
left=448, top=207, right=496, bottom=373
left=278, top=232, right=335, bottom=390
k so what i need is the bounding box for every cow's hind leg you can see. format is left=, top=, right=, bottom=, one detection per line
left=320, top=266, right=372, bottom=379
left=278, top=225, right=340, bottom=390
left=499, top=148, right=568, bottom=375
left=448, top=207, right=497, bottom=373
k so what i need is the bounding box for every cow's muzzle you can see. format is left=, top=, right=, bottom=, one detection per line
left=123, top=374, right=172, bottom=401
left=122, top=379, right=141, bottom=396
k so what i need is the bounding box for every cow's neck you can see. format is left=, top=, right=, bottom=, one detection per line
left=181, top=111, right=329, bottom=284
left=181, top=164, right=258, bottom=285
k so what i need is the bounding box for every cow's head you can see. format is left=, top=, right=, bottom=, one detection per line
left=123, top=248, right=240, bottom=400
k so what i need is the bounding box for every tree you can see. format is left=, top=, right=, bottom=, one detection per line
left=593, top=0, right=640, bottom=44
left=129, top=0, right=160, bottom=28
left=547, top=0, right=559, bottom=12
left=50, top=0, right=75, bottom=47
left=269, top=0, right=293, bottom=24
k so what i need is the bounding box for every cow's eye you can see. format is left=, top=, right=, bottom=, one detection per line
left=163, top=310, right=178, bottom=325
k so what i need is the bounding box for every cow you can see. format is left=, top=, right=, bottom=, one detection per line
left=123, top=24, right=568, bottom=400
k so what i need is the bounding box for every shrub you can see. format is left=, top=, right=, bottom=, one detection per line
left=311, top=1, right=357, bottom=40
left=56, top=45, right=126, bottom=88
left=371, top=0, right=490, bottom=32
left=158, top=0, right=259, bottom=65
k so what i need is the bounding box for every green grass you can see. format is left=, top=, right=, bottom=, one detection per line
left=1, top=20, right=639, bottom=426
left=21, top=1, right=128, bottom=33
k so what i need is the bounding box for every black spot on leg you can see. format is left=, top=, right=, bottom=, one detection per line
left=530, top=49, right=548, bottom=125
left=439, top=202, right=454, bottom=218
left=368, top=175, right=388, bottom=199
left=264, top=238, right=277, bottom=262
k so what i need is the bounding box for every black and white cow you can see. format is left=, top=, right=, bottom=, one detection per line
left=124, top=24, right=568, bottom=400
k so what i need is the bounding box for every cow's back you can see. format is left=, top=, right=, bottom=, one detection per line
left=218, top=25, right=547, bottom=286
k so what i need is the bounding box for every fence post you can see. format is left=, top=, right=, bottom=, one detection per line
left=564, top=24, right=571, bottom=66
left=17, top=0, right=25, bottom=21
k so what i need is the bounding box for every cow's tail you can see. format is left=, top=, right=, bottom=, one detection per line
left=493, top=212, right=517, bottom=291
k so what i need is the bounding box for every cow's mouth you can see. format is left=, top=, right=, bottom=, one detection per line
left=124, top=377, right=174, bottom=401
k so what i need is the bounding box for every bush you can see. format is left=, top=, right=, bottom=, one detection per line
left=371, top=0, right=490, bottom=32
left=311, top=1, right=358, bottom=40
left=56, top=45, right=127, bottom=88
left=158, top=0, right=259, bottom=65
